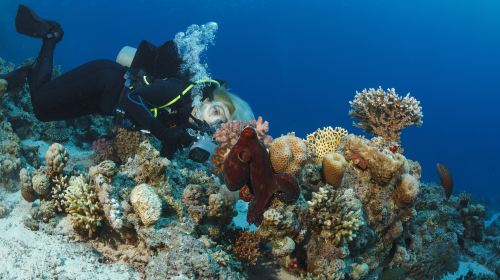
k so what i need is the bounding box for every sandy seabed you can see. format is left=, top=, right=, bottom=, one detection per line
left=0, top=189, right=138, bottom=280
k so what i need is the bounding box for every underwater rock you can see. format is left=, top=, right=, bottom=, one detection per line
left=130, top=183, right=162, bottom=226
left=223, top=127, right=300, bottom=225
left=269, top=133, right=308, bottom=175
left=322, top=152, right=347, bottom=188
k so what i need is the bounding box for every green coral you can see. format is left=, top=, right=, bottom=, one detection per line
left=64, top=175, right=102, bottom=238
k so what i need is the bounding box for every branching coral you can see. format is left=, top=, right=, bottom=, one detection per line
left=307, top=186, right=364, bottom=246
left=64, top=175, right=102, bottom=238
left=349, top=87, right=423, bottom=143
left=231, top=231, right=262, bottom=265
left=306, top=126, right=348, bottom=164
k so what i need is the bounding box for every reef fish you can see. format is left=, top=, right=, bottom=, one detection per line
left=223, top=127, right=300, bottom=225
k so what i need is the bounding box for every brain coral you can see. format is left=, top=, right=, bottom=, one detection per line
left=306, top=126, right=348, bottom=164
left=130, top=183, right=162, bottom=226
left=64, top=175, right=102, bottom=238
left=322, top=152, right=347, bottom=188
left=45, top=143, right=69, bottom=174
left=269, top=133, right=308, bottom=175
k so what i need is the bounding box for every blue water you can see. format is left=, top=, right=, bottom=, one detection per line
left=1, top=0, right=499, bottom=207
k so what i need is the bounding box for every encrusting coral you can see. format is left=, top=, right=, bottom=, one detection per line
left=306, top=126, right=348, bottom=164
left=269, top=132, right=308, bottom=175
left=349, top=87, right=423, bottom=144
left=393, top=173, right=420, bottom=208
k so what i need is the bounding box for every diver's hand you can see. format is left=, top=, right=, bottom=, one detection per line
left=159, top=127, right=195, bottom=158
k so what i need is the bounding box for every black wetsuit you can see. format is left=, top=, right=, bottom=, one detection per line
left=17, top=38, right=197, bottom=158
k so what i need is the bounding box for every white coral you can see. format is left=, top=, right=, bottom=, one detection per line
left=130, top=183, right=162, bottom=226
left=349, top=87, right=423, bottom=143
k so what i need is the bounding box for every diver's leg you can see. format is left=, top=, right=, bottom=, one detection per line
left=31, top=60, right=125, bottom=121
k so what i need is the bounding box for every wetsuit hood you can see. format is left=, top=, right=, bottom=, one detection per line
left=131, top=40, right=185, bottom=80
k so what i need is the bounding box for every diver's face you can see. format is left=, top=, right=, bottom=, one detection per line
left=199, top=101, right=230, bottom=126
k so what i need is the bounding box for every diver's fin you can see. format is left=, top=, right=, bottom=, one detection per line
left=15, top=5, right=63, bottom=41
left=0, top=64, right=32, bottom=92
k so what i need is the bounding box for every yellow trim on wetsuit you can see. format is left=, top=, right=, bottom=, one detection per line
left=150, top=79, right=221, bottom=118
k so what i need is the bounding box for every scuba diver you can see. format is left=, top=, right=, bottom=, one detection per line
left=0, top=5, right=254, bottom=161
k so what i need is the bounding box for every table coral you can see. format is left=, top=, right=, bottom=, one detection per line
left=269, top=133, right=308, bottom=175
left=306, top=126, right=348, bottom=164
left=349, top=87, right=423, bottom=143
left=223, top=127, right=300, bottom=225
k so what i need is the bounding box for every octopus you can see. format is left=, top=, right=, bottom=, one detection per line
left=223, top=127, right=300, bottom=225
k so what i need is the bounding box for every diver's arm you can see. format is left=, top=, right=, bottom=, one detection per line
left=122, top=85, right=194, bottom=156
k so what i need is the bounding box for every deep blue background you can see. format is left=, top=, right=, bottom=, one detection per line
left=1, top=0, right=499, bottom=207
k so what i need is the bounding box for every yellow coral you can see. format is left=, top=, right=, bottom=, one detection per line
left=45, top=143, right=68, bottom=174
left=130, top=183, right=162, bottom=226
left=64, top=175, right=102, bottom=238
left=269, top=133, right=308, bottom=175
left=306, top=126, right=348, bottom=164
left=322, top=152, right=347, bottom=188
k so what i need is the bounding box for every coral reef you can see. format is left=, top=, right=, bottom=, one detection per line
left=223, top=127, right=300, bottom=225
left=349, top=87, right=423, bottom=143
left=2, top=57, right=496, bottom=280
